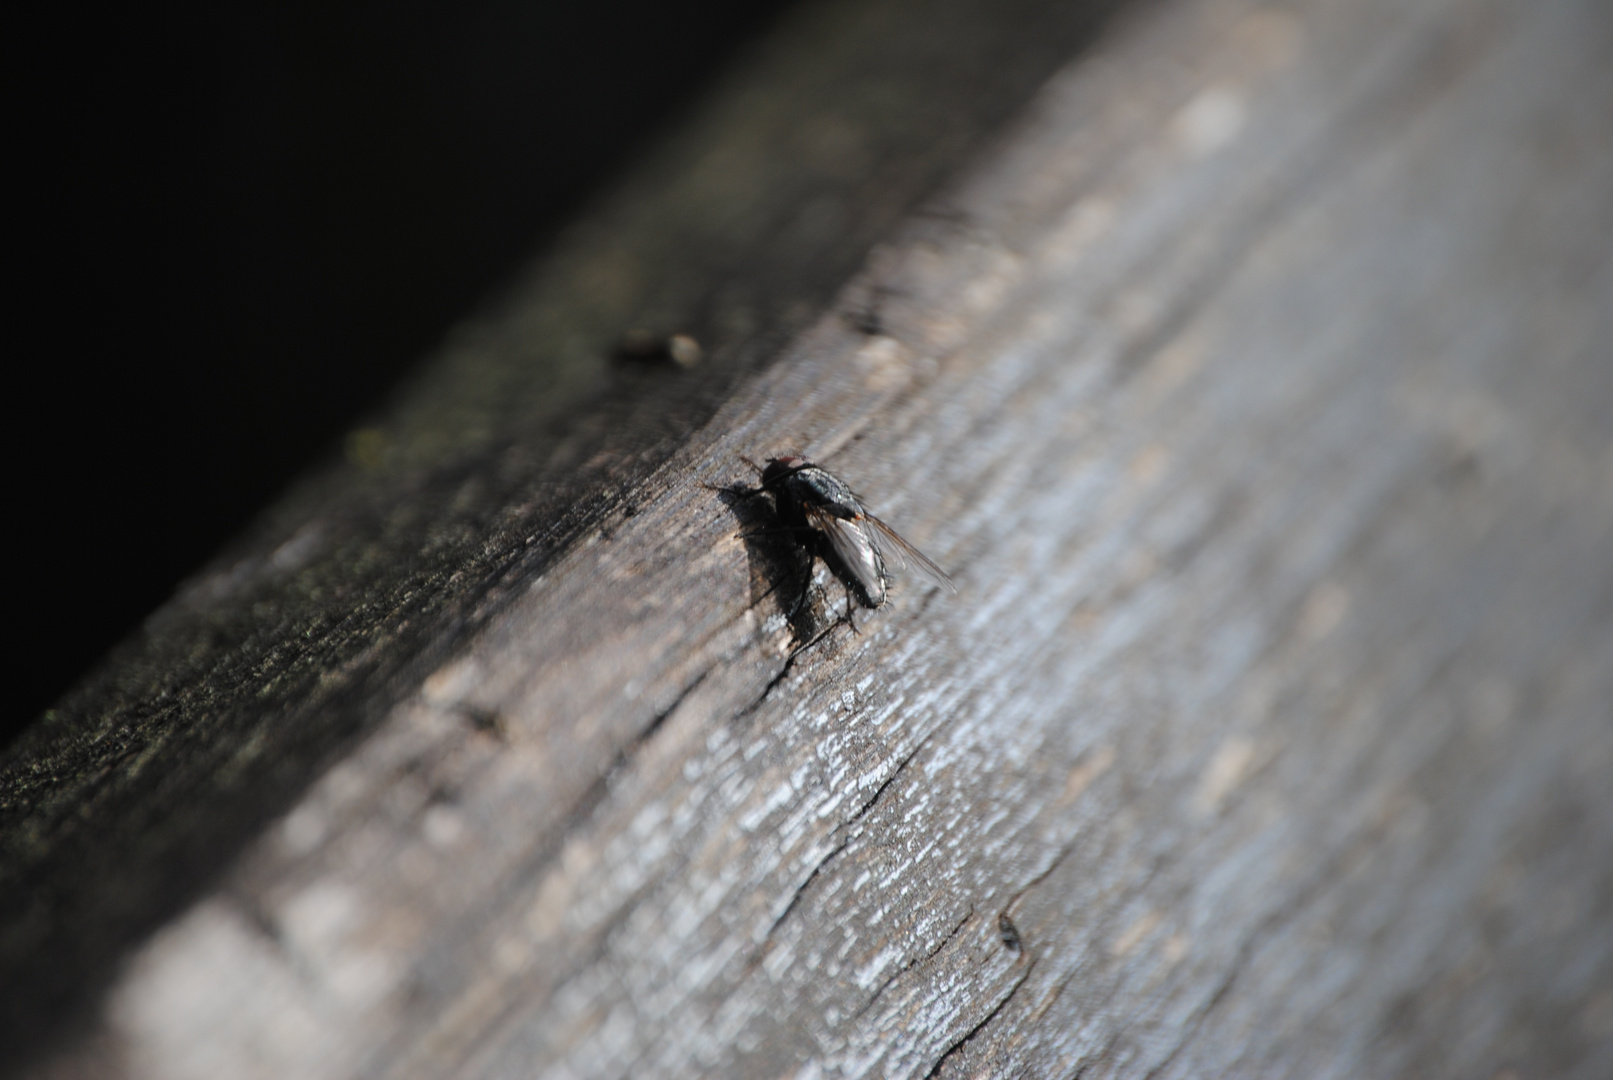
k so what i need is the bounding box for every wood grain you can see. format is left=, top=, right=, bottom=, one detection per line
left=16, top=0, right=1613, bottom=1075
left=1, top=0, right=1126, bottom=1067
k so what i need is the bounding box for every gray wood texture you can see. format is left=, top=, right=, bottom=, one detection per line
left=14, top=0, right=1613, bottom=1075
left=2, top=0, right=1124, bottom=1067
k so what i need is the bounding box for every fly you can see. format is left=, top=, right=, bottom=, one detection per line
left=735, top=455, right=955, bottom=616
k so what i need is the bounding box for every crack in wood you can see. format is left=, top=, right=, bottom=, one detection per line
left=763, top=741, right=928, bottom=942
left=740, top=613, right=837, bottom=712
left=576, top=667, right=714, bottom=828
left=852, top=908, right=978, bottom=1025
left=920, top=958, right=1036, bottom=1080
left=763, top=835, right=853, bottom=945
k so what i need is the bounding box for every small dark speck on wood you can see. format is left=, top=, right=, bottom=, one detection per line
left=998, top=914, right=1023, bottom=956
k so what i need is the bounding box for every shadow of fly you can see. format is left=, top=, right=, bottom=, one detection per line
left=714, top=455, right=956, bottom=645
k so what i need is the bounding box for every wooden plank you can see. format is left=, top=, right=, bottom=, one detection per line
left=16, top=0, right=1613, bottom=1076
left=1, top=0, right=1128, bottom=1068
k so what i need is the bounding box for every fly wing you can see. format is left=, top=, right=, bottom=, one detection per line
left=865, top=513, right=957, bottom=593
left=803, top=503, right=886, bottom=606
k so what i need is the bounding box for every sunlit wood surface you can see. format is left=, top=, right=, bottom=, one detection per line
left=12, top=0, right=1612, bottom=1076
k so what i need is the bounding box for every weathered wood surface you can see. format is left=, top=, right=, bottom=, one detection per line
left=13, top=0, right=1613, bottom=1075
left=2, top=0, right=1125, bottom=1068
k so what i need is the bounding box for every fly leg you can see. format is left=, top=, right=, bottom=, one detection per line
left=701, top=481, right=760, bottom=499
left=784, top=557, right=815, bottom=621
left=734, top=525, right=819, bottom=542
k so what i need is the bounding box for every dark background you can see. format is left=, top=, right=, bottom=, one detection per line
left=11, top=1, right=798, bottom=746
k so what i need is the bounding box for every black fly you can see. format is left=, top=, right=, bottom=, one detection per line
left=733, top=455, right=955, bottom=619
